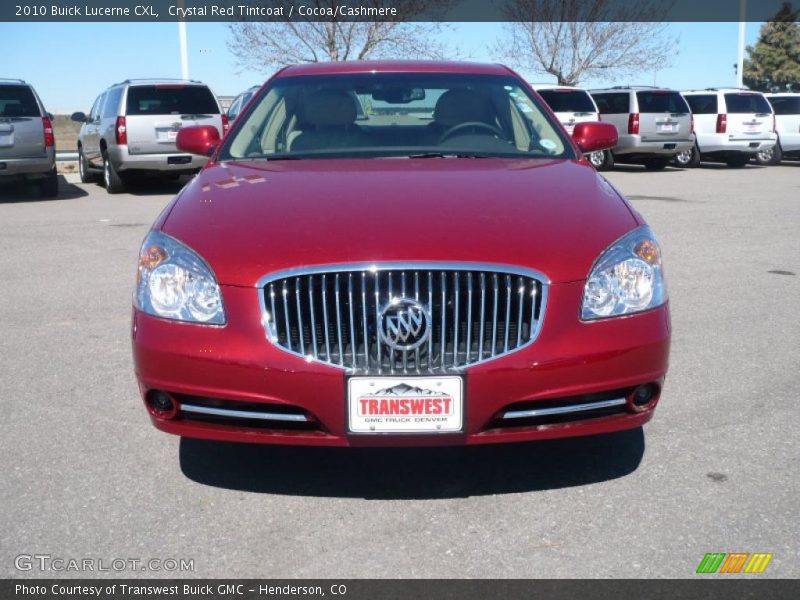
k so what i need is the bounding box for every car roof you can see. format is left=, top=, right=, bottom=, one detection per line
left=278, top=60, right=514, bottom=77
left=531, top=84, right=588, bottom=91
left=683, top=88, right=764, bottom=94
left=766, top=92, right=800, bottom=97
left=112, top=78, right=207, bottom=88
left=590, top=86, right=676, bottom=93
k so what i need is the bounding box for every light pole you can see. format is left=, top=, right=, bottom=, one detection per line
left=177, top=0, right=189, bottom=79
left=737, top=0, right=746, bottom=87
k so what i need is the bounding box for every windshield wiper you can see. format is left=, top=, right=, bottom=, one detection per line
left=405, top=152, right=491, bottom=159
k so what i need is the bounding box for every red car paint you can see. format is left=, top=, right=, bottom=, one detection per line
left=132, top=61, right=669, bottom=446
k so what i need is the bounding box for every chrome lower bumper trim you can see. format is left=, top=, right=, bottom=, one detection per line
left=503, top=397, right=626, bottom=420
left=180, top=404, right=309, bottom=422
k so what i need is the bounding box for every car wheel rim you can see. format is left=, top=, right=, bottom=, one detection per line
left=79, top=154, right=84, bottom=178
left=104, top=160, right=110, bottom=187
left=675, top=150, right=691, bottom=165
left=757, top=149, right=773, bottom=162
left=589, top=151, right=604, bottom=167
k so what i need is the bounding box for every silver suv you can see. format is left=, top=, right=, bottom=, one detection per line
left=589, top=86, right=694, bottom=170
left=0, top=79, right=58, bottom=197
left=72, top=79, right=226, bottom=193
left=226, top=85, right=259, bottom=122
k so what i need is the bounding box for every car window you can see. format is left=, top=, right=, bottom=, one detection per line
left=591, top=93, right=630, bottom=114
left=684, top=94, right=718, bottom=114
left=537, top=90, right=596, bottom=113
left=227, top=96, right=242, bottom=119
left=636, top=91, right=689, bottom=113
left=102, top=87, right=123, bottom=119
left=223, top=73, right=572, bottom=161
left=768, top=96, right=800, bottom=115
left=126, top=85, right=219, bottom=116
left=90, top=94, right=105, bottom=121
left=0, top=84, right=40, bottom=117
left=724, top=93, right=772, bottom=114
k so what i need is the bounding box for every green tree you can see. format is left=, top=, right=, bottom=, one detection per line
left=743, top=3, right=800, bottom=92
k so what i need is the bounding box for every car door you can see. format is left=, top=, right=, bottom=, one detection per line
left=83, top=93, right=104, bottom=166
left=0, top=84, right=45, bottom=160
left=724, top=92, right=773, bottom=140
left=636, top=91, right=692, bottom=143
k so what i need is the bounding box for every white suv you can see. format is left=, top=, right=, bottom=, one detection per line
left=758, top=93, right=800, bottom=165
left=532, top=84, right=605, bottom=166
left=679, top=88, right=777, bottom=168
left=589, top=86, right=694, bottom=170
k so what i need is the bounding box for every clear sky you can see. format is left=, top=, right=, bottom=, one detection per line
left=0, top=21, right=761, bottom=113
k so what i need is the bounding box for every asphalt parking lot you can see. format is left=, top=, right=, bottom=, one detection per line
left=1, top=162, right=798, bottom=579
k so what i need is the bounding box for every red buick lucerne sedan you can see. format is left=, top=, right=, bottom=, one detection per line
left=132, top=61, right=670, bottom=447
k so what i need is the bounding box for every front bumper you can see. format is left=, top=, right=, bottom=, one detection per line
left=0, top=152, right=54, bottom=178
left=107, top=145, right=208, bottom=173
left=133, top=281, right=670, bottom=446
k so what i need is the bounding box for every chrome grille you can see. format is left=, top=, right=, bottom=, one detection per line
left=260, top=264, right=546, bottom=374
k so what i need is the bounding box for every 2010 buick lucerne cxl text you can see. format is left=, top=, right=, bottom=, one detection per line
left=132, top=61, right=670, bottom=447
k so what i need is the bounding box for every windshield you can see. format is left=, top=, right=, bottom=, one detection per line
left=537, top=89, right=596, bottom=113
left=636, top=91, right=690, bottom=113
left=126, top=85, right=219, bottom=116
left=0, top=85, right=40, bottom=117
left=724, top=93, right=772, bottom=114
left=221, top=73, right=572, bottom=160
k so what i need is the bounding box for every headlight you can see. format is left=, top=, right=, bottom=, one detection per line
left=135, top=230, right=225, bottom=325
left=581, top=226, right=667, bottom=320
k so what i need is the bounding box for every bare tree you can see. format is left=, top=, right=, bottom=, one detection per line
left=494, top=0, right=677, bottom=86
left=228, top=1, right=456, bottom=73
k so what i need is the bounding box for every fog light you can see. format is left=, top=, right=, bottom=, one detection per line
left=633, top=384, right=657, bottom=407
left=146, top=390, right=177, bottom=419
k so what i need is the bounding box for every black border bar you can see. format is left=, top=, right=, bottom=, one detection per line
left=2, top=0, right=798, bottom=23
left=4, top=579, right=800, bottom=599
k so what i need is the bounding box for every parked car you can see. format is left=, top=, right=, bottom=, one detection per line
left=589, top=86, right=694, bottom=170
left=132, top=61, right=669, bottom=448
left=532, top=84, right=605, bottom=167
left=0, top=78, right=58, bottom=197
left=756, top=93, right=800, bottom=165
left=678, top=88, right=777, bottom=168
left=71, top=79, right=228, bottom=193
left=226, top=85, right=259, bottom=122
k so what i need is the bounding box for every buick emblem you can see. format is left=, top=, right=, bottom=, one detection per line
left=379, top=298, right=431, bottom=351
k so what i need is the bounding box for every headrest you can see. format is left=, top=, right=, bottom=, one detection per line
left=302, top=89, right=357, bottom=127
left=434, top=89, right=493, bottom=128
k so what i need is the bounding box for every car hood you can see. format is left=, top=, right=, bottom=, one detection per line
left=161, top=158, right=638, bottom=286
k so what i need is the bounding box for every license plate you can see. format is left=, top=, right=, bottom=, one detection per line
left=563, top=124, right=575, bottom=134
left=0, top=133, right=12, bottom=147
left=658, top=124, right=676, bottom=132
left=167, top=129, right=178, bottom=140
left=348, top=376, right=463, bottom=434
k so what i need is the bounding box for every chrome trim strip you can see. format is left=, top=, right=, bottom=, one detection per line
left=256, top=262, right=550, bottom=374
left=181, top=404, right=309, bottom=422
left=502, top=397, right=626, bottom=420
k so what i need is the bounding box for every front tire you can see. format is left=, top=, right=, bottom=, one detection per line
left=78, top=147, right=95, bottom=183
left=588, top=150, right=614, bottom=171
left=38, top=167, right=59, bottom=198
left=755, top=142, right=782, bottom=166
left=103, top=151, right=125, bottom=194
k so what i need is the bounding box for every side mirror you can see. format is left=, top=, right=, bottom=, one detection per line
left=70, top=111, right=87, bottom=123
left=572, top=122, right=618, bottom=154
left=46, top=112, right=54, bottom=121
left=176, top=125, right=220, bottom=156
